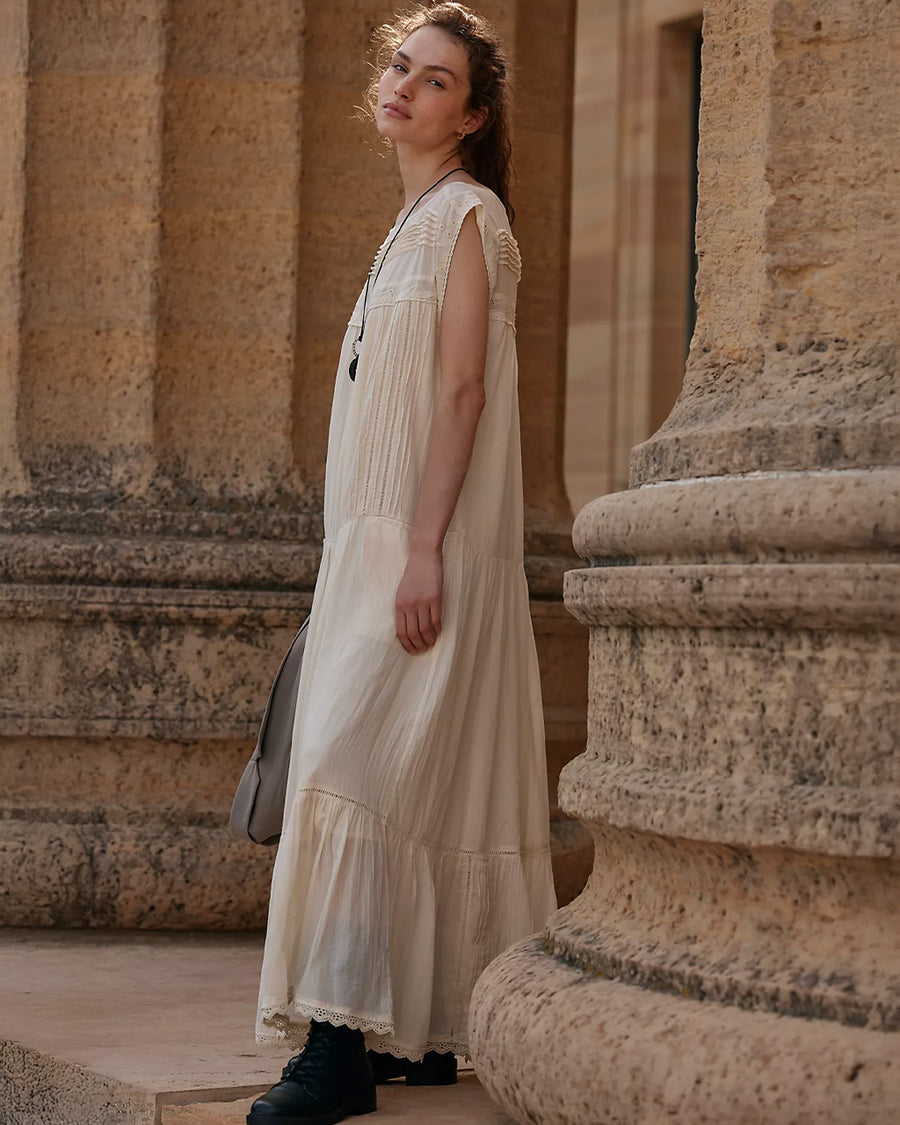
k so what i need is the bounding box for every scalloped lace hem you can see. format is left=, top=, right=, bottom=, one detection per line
left=256, top=1002, right=471, bottom=1063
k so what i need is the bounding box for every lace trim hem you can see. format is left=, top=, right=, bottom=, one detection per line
left=256, top=1003, right=472, bottom=1064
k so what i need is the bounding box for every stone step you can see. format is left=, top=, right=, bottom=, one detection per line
left=159, top=1073, right=511, bottom=1124
left=0, top=928, right=513, bottom=1125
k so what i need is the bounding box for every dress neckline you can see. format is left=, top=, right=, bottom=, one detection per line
left=388, top=178, right=489, bottom=234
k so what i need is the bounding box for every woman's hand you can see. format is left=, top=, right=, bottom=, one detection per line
left=395, top=545, right=443, bottom=654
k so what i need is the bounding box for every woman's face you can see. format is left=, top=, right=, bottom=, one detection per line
left=375, top=25, right=486, bottom=150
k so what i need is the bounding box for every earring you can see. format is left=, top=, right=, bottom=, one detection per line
left=457, top=130, right=466, bottom=140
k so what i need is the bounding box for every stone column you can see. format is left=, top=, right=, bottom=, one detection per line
left=0, top=0, right=587, bottom=926
left=0, top=1, right=28, bottom=495
left=470, top=1, right=900, bottom=1122
left=0, top=0, right=312, bottom=929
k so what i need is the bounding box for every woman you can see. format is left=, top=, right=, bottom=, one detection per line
left=249, top=5, right=556, bottom=1123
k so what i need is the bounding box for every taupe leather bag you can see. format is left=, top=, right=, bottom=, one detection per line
left=229, top=615, right=310, bottom=846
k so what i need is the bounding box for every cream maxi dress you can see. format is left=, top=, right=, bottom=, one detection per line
left=255, top=180, right=557, bottom=1062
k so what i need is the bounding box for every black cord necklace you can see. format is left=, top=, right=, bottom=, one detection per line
left=349, top=165, right=465, bottom=382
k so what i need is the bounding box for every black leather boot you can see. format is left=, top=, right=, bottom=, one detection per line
left=366, top=1048, right=457, bottom=1086
left=247, top=1020, right=377, bottom=1125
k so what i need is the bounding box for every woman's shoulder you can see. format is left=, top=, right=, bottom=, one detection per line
left=437, top=179, right=511, bottom=232
left=437, top=181, right=521, bottom=285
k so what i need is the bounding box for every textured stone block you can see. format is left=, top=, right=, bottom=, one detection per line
left=166, top=0, right=304, bottom=80
left=26, top=74, right=161, bottom=210
left=471, top=936, right=900, bottom=1125
left=161, top=78, right=302, bottom=210
left=1, top=1041, right=156, bottom=1125
left=0, top=728, right=282, bottom=928
left=27, top=0, right=165, bottom=73
left=0, top=581, right=306, bottom=926
left=0, top=586, right=307, bottom=739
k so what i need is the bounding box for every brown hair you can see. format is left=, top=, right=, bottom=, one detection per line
left=363, top=2, right=515, bottom=224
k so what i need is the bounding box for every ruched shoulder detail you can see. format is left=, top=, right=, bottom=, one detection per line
left=496, top=226, right=522, bottom=282
left=433, top=185, right=521, bottom=323
left=351, top=183, right=521, bottom=326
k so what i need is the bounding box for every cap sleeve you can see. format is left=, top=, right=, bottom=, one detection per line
left=435, top=187, right=521, bottom=320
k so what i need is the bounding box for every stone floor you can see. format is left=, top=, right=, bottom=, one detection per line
left=0, top=928, right=513, bottom=1125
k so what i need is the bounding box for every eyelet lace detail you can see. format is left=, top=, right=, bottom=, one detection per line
left=366, top=1033, right=472, bottom=1064
left=258, top=1002, right=472, bottom=1064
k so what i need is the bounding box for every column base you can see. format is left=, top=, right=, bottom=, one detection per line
left=470, top=935, right=900, bottom=1125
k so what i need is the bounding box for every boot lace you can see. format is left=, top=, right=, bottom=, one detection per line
left=280, top=1021, right=338, bottom=1083
left=281, top=1053, right=303, bottom=1081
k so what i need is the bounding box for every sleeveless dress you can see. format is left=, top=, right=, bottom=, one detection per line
left=254, top=180, right=557, bottom=1062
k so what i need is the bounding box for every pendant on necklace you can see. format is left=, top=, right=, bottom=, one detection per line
left=349, top=335, right=361, bottom=382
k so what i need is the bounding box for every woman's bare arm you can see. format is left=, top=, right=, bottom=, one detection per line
left=395, top=208, right=489, bottom=655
